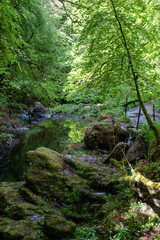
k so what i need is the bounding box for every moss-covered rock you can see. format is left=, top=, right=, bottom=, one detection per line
left=19, top=185, right=41, bottom=204
left=43, top=214, right=76, bottom=240
left=25, top=147, right=69, bottom=202
left=0, top=145, right=130, bottom=239
left=0, top=180, right=69, bottom=240
left=27, top=147, right=61, bottom=171
left=63, top=154, right=123, bottom=192
left=63, top=155, right=101, bottom=175
left=0, top=217, right=39, bottom=240
left=25, top=169, right=55, bottom=193
left=84, top=116, right=130, bottom=151
left=0, top=182, right=34, bottom=220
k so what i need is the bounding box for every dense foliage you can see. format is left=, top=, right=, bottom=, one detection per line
left=0, top=0, right=72, bottom=107
left=64, top=0, right=160, bottom=105
left=1, top=0, right=160, bottom=108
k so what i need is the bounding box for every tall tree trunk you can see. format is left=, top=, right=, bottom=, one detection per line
left=110, top=0, right=160, bottom=143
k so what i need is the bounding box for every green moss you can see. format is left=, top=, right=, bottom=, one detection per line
left=0, top=217, right=39, bottom=240
left=25, top=168, right=67, bottom=202
left=19, top=185, right=41, bottom=204
left=27, top=147, right=61, bottom=172
left=25, top=169, right=56, bottom=194
left=109, top=158, right=126, bottom=172
left=26, top=148, right=63, bottom=196
left=0, top=182, right=35, bottom=219
left=4, top=204, right=26, bottom=220
left=63, top=173, right=88, bottom=189
left=64, top=156, right=101, bottom=175
left=43, top=214, right=76, bottom=240
left=63, top=155, right=123, bottom=192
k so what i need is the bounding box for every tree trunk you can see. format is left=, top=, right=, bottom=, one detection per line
left=110, top=0, right=160, bottom=144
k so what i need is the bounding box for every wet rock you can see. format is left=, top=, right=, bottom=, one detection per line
left=29, top=102, right=49, bottom=121
left=84, top=114, right=130, bottom=151
left=43, top=214, right=76, bottom=240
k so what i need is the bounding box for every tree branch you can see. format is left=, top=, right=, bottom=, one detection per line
left=110, top=0, right=160, bottom=143
left=59, top=0, right=79, bottom=24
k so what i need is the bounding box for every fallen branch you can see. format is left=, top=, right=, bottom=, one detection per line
left=108, top=158, right=160, bottom=216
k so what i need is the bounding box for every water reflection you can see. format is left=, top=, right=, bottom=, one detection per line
left=0, top=119, right=89, bottom=182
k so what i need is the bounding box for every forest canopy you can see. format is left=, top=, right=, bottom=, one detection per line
left=0, top=0, right=72, bottom=106
left=1, top=0, right=160, bottom=108
left=64, top=0, right=160, bottom=104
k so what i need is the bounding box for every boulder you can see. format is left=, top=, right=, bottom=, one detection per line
left=0, top=217, right=39, bottom=240
left=25, top=148, right=66, bottom=201
left=84, top=114, right=130, bottom=151
left=29, top=102, right=48, bottom=121
left=43, top=214, right=76, bottom=240
left=0, top=182, right=47, bottom=239
left=0, top=145, right=127, bottom=239
left=27, top=147, right=61, bottom=171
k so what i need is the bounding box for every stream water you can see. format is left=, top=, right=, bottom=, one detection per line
left=0, top=118, right=90, bottom=182
left=1, top=102, right=159, bottom=182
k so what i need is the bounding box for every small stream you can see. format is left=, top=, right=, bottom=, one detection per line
left=0, top=117, right=91, bottom=182
left=1, top=102, right=159, bottom=182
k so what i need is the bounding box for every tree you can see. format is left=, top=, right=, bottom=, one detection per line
left=65, top=0, right=160, bottom=143
left=0, top=0, right=73, bottom=106
left=0, top=0, right=24, bottom=85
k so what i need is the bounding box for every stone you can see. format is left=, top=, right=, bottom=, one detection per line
left=43, top=214, right=76, bottom=240
left=84, top=115, right=130, bottom=151
left=25, top=148, right=66, bottom=201
left=34, top=102, right=46, bottom=113
left=27, top=147, right=61, bottom=171
left=29, top=102, right=48, bottom=121
left=0, top=217, right=39, bottom=240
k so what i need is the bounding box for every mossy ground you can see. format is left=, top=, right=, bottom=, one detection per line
left=1, top=144, right=160, bottom=239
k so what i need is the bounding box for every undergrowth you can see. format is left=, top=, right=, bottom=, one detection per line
left=51, top=103, right=127, bottom=122
left=140, top=121, right=160, bottom=143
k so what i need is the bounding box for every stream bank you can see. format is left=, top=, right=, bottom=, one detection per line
left=1, top=100, right=157, bottom=170
left=1, top=109, right=160, bottom=239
